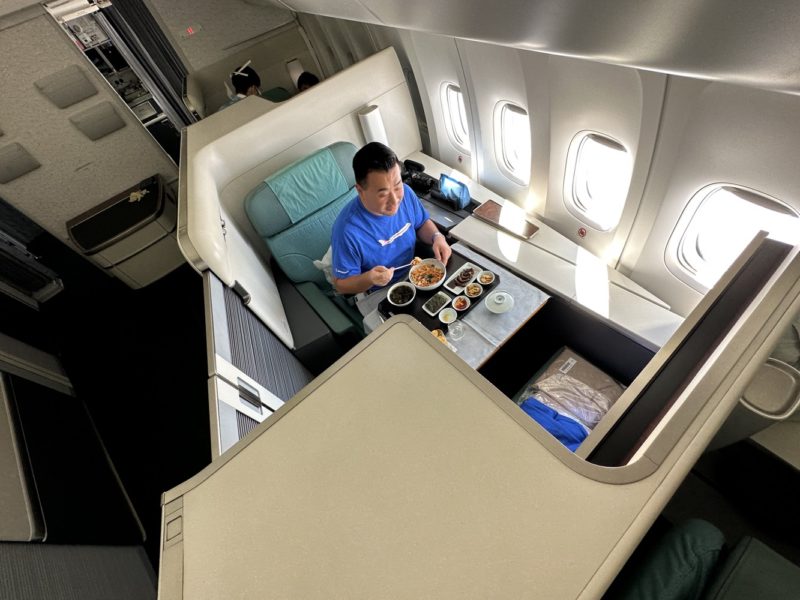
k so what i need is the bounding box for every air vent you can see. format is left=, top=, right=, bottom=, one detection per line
left=236, top=411, right=258, bottom=440
left=34, top=65, right=97, bottom=109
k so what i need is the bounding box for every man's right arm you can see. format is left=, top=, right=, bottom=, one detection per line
left=333, top=266, right=394, bottom=295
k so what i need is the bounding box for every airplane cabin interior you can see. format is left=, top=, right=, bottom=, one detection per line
left=0, top=0, right=799, bottom=598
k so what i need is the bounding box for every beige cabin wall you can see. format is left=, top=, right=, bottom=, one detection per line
left=0, top=10, right=176, bottom=248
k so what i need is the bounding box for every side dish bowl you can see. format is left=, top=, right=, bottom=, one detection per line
left=387, top=281, right=416, bottom=307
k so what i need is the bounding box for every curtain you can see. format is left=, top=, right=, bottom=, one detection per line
left=99, top=0, right=194, bottom=126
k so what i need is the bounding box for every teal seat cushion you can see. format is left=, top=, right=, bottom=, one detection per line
left=244, top=141, right=358, bottom=285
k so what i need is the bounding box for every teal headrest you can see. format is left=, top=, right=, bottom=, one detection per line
left=244, top=141, right=358, bottom=285
left=245, top=141, right=357, bottom=238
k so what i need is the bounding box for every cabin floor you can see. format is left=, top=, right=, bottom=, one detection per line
left=1, top=233, right=210, bottom=567
left=1, top=234, right=797, bottom=578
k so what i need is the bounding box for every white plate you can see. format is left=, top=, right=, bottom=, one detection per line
left=421, top=291, right=451, bottom=316
left=485, top=291, right=514, bottom=314
left=443, top=262, right=481, bottom=294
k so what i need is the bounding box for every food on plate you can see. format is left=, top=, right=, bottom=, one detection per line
left=479, top=271, right=495, bottom=285
left=388, top=285, right=414, bottom=305
left=423, top=292, right=449, bottom=314
left=431, top=329, right=448, bottom=344
left=453, top=296, right=470, bottom=311
left=410, top=263, right=445, bottom=287
left=454, top=267, right=475, bottom=286
left=465, top=283, right=483, bottom=298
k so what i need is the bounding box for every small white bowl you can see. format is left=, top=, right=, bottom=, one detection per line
left=409, top=258, right=446, bottom=291
left=438, top=307, right=457, bottom=324
left=464, top=282, right=483, bottom=298
left=387, top=281, right=416, bottom=307
left=452, top=295, right=471, bottom=311
left=485, top=291, right=514, bottom=314
left=478, top=270, right=495, bottom=285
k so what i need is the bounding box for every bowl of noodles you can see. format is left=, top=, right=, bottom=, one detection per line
left=409, top=258, right=446, bottom=291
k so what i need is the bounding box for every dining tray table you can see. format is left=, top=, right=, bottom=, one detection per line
left=377, top=251, right=500, bottom=332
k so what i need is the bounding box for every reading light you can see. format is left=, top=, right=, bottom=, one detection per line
left=357, top=105, right=388, bottom=145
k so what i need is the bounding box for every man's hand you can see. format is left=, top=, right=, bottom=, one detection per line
left=367, top=265, right=394, bottom=287
left=432, top=233, right=452, bottom=265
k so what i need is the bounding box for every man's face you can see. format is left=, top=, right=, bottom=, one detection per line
left=356, top=164, right=403, bottom=216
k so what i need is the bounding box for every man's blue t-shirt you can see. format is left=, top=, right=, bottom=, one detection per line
left=331, top=184, right=429, bottom=284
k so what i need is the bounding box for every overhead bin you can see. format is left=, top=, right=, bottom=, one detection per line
left=158, top=233, right=800, bottom=598
left=66, top=174, right=184, bottom=288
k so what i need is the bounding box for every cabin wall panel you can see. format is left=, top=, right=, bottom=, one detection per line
left=517, top=50, right=552, bottom=217
left=0, top=14, right=176, bottom=247
left=146, top=0, right=294, bottom=72
left=401, top=32, right=473, bottom=178
left=296, top=15, right=342, bottom=78
left=297, top=17, right=432, bottom=153
left=624, top=78, right=800, bottom=316
left=455, top=41, right=531, bottom=205
left=540, top=57, right=664, bottom=263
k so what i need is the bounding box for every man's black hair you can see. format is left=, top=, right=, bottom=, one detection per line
left=353, top=142, right=399, bottom=187
left=297, top=71, right=320, bottom=90
left=231, top=65, right=261, bottom=95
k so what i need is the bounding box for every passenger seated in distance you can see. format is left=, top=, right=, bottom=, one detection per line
left=331, top=142, right=452, bottom=295
left=218, top=62, right=261, bottom=111
left=297, top=71, right=320, bottom=91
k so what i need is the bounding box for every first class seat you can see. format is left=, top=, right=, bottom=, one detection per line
left=244, top=141, right=364, bottom=341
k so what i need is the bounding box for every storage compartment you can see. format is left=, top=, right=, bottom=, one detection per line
left=479, top=295, right=654, bottom=400
left=514, top=347, right=626, bottom=448
left=66, top=175, right=184, bottom=288
left=479, top=296, right=653, bottom=453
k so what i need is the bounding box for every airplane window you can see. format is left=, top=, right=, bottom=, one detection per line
left=440, top=83, right=470, bottom=153
left=668, top=185, right=800, bottom=291
left=564, top=132, right=632, bottom=231
left=495, top=103, right=531, bottom=185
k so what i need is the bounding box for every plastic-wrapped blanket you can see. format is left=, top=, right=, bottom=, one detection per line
left=517, top=347, right=625, bottom=433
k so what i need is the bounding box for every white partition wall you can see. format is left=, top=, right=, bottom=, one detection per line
left=179, top=48, right=422, bottom=348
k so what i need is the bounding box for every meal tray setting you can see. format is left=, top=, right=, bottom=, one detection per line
left=378, top=251, right=500, bottom=331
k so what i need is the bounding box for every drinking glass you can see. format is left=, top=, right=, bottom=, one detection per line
left=448, top=320, right=465, bottom=341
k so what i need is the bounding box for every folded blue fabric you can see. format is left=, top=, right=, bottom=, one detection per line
left=519, top=397, right=588, bottom=452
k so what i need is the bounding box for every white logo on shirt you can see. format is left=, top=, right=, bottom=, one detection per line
left=378, top=222, right=411, bottom=247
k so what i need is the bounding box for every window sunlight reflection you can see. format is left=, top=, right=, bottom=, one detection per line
left=677, top=186, right=800, bottom=289
left=566, top=132, right=632, bottom=231
left=575, top=247, right=610, bottom=317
